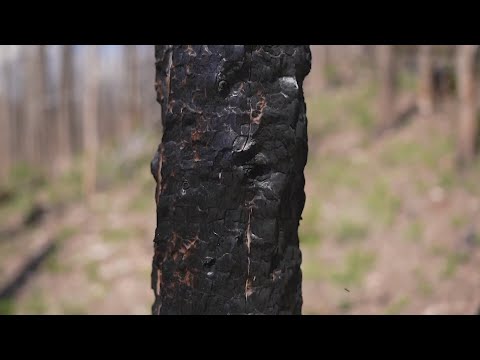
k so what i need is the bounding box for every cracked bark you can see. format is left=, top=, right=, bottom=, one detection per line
left=151, top=45, right=311, bottom=315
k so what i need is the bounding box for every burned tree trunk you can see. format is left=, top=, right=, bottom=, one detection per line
left=151, top=45, right=311, bottom=315
left=456, top=45, right=478, bottom=167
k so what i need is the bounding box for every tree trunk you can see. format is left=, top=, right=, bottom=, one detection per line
left=24, top=46, right=47, bottom=168
left=151, top=45, right=311, bottom=315
left=126, top=45, right=141, bottom=131
left=309, top=45, right=330, bottom=93
left=82, top=45, right=99, bottom=198
left=0, top=49, right=10, bottom=186
left=418, top=45, right=434, bottom=116
left=456, top=45, right=478, bottom=167
left=55, top=45, right=75, bottom=175
left=376, top=45, right=396, bottom=132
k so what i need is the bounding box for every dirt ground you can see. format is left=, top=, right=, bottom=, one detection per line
left=1, top=77, right=480, bottom=315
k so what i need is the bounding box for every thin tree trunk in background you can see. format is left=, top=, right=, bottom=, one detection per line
left=126, top=45, right=141, bottom=131
left=22, top=45, right=50, bottom=170
left=418, top=45, right=434, bottom=117
left=151, top=45, right=311, bottom=315
left=118, top=46, right=130, bottom=141
left=0, top=53, right=10, bottom=185
left=376, top=45, right=396, bottom=132
left=117, top=45, right=140, bottom=142
left=56, top=45, right=74, bottom=174
left=83, top=45, right=99, bottom=198
left=24, top=46, right=47, bottom=167
left=140, top=49, right=158, bottom=130
left=38, top=45, right=54, bottom=175
left=314, top=45, right=330, bottom=91
left=456, top=45, right=478, bottom=167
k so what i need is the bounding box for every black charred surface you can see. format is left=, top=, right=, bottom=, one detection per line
left=151, top=45, right=311, bottom=315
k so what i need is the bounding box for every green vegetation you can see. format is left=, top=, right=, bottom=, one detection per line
left=405, top=220, right=424, bottom=243
left=300, top=232, right=323, bottom=247
left=331, top=249, right=376, bottom=286
left=301, top=260, right=330, bottom=280
left=44, top=249, right=66, bottom=274
left=413, top=268, right=434, bottom=298
left=438, top=170, right=455, bottom=190
left=307, top=96, right=341, bottom=139
left=25, top=290, right=48, bottom=314
left=0, top=299, right=15, bottom=315
left=101, top=228, right=136, bottom=243
left=44, top=227, right=78, bottom=274
left=335, top=219, right=369, bottom=243
left=56, top=226, right=78, bottom=243
left=325, top=64, right=338, bottom=85
left=314, top=157, right=362, bottom=188
left=441, top=252, right=470, bottom=279
left=85, top=261, right=101, bottom=283
left=381, top=137, right=453, bottom=169
left=61, top=302, right=87, bottom=315
left=299, top=196, right=323, bottom=247
left=128, top=193, right=152, bottom=212
left=385, top=296, right=410, bottom=315
left=430, top=244, right=449, bottom=257
left=46, top=166, right=83, bottom=205
left=398, top=70, right=417, bottom=91
left=366, top=181, right=401, bottom=227
left=338, top=299, right=353, bottom=313
left=451, top=215, right=468, bottom=230
left=346, top=85, right=376, bottom=131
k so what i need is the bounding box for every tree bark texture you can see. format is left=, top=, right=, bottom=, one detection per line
left=456, top=45, right=478, bottom=167
left=151, top=45, right=311, bottom=315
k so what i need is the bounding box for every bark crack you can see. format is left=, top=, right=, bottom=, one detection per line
left=244, top=206, right=253, bottom=308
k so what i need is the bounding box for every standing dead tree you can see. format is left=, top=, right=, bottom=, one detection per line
left=151, top=45, right=311, bottom=315
left=456, top=45, right=478, bottom=167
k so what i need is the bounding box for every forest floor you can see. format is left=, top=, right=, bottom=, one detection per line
left=1, top=76, right=480, bottom=314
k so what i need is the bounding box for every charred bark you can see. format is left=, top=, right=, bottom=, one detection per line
left=151, top=45, right=311, bottom=315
